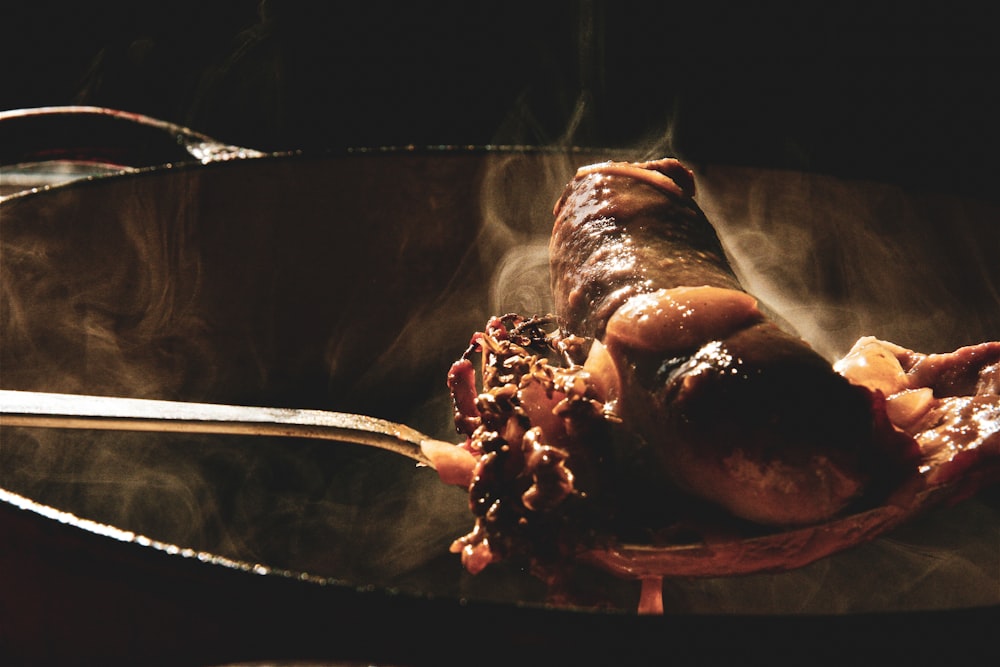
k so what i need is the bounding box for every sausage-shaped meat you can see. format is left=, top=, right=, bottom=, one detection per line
left=551, top=158, right=918, bottom=525
left=551, top=159, right=741, bottom=339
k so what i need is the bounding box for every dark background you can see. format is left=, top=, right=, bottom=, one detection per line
left=2, top=5, right=1000, bottom=664
left=3, top=1, right=999, bottom=200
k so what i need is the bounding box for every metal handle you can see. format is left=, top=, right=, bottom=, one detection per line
left=0, top=389, right=441, bottom=468
left=0, top=106, right=264, bottom=170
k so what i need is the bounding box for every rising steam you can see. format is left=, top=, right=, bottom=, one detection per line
left=472, top=143, right=1000, bottom=613
left=2, top=114, right=999, bottom=614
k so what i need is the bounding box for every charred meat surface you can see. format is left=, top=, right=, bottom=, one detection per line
left=442, top=314, right=614, bottom=576
left=550, top=158, right=918, bottom=527
left=428, top=158, right=1000, bottom=580
left=550, top=159, right=743, bottom=340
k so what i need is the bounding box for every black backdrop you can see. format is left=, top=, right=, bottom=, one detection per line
left=3, top=4, right=1000, bottom=665
left=4, top=1, right=999, bottom=201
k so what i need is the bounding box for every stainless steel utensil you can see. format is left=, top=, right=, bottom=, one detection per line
left=0, top=389, right=440, bottom=467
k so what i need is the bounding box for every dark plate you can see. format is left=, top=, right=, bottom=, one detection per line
left=2, top=137, right=999, bottom=665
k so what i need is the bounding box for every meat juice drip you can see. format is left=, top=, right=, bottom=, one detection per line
left=449, top=155, right=1000, bottom=613
left=661, top=167, right=1000, bottom=610
left=2, top=150, right=998, bottom=615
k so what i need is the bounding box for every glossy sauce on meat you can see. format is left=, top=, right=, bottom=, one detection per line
left=551, top=159, right=918, bottom=526
left=433, top=158, right=959, bottom=582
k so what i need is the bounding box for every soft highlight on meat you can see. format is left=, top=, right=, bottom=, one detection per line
left=427, top=157, right=998, bottom=590
left=551, top=158, right=918, bottom=526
